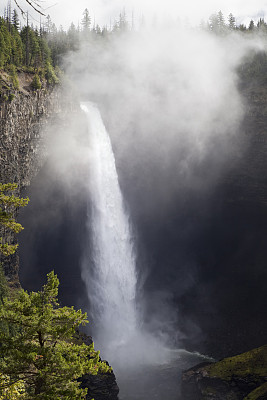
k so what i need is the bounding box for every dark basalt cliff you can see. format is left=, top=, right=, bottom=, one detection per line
left=0, top=74, right=62, bottom=287
left=180, top=75, right=267, bottom=399
left=177, top=76, right=267, bottom=359
left=76, top=332, right=119, bottom=400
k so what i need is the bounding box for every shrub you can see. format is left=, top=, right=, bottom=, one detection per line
left=45, top=61, right=59, bottom=85
left=8, top=93, right=15, bottom=102
left=8, top=65, right=19, bottom=90
left=31, top=73, right=42, bottom=90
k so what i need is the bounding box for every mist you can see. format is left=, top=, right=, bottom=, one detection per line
left=72, top=26, right=262, bottom=358
left=19, top=21, right=266, bottom=379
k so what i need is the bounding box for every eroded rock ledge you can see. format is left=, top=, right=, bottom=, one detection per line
left=181, top=345, right=267, bottom=400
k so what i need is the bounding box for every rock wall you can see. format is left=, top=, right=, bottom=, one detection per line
left=0, top=84, right=68, bottom=287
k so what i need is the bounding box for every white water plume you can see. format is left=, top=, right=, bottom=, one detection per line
left=80, top=102, right=138, bottom=358
left=80, top=102, right=176, bottom=367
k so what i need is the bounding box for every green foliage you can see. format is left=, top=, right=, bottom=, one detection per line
left=0, top=271, right=111, bottom=399
left=8, top=93, right=15, bottom=102
left=244, top=382, right=267, bottom=400
left=8, top=64, right=19, bottom=89
left=0, top=374, right=26, bottom=399
left=206, top=345, right=267, bottom=380
left=0, top=183, right=29, bottom=256
left=31, top=73, right=42, bottom=90
left=12, top=9, right=20, bottom=31
left=45, top=61, right=59, bottom=85
left=0, top=264, right=9, bottom=303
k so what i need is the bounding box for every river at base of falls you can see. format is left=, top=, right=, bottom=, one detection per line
left=113, top=350, right=210, bottom=400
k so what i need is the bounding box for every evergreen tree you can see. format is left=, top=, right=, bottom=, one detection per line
left=209, top=11, right=227, bottom=35
left=0, top=183, right=29, bottom=257
left=0, top=271, right=111, bottom=399
left=67, top=22, right=79, bottom=51
left=249, top=19, right=255, bottom=31
left=12, top=9, right=20, bottom=31
left=217, top=10, right=226, bottom=34
left=31, top=73, right=42, bottom=90
left=257, top=17, right=267, bottom=33
left=208, top=13, right=219, bottom=33
left=118, top=9, right=129, bottom=31
left=45, top=14, right=53, bottom=34
left=81, top=8, right=91, bottom=32
left=239, top=24, right=247, bottom=32
left=228, top=13, right=236, bottom=30
left=0, top=17, right=12, bottom=67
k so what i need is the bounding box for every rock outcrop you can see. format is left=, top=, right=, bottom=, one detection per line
left=81, top=370, right=120, bottom=400
left=75, top=331, right=119, bottom=400
left=181, top=345, right=267, bottom=400
left=0, top=85, right=59, bottom=286
left=0, top=71, right=77, bottom=287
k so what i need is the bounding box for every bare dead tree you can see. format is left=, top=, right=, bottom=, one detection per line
left=14, top=0, right=45, bottom=16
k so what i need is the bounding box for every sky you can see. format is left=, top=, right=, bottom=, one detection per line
left=1, top=0, right=267, bottom=28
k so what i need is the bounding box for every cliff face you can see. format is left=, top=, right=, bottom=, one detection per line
left=0, top=77, right=63, bottom=287
left=0, top=67, right=81, bottom=287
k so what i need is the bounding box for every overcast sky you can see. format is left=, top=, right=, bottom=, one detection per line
left=1, top=0, right=267, bottom=28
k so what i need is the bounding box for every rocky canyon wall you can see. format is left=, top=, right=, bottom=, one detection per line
left=0, top=73, right=73, bottom=287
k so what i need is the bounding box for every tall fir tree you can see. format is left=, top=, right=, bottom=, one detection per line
left=0, top=271, right=111, bottom=399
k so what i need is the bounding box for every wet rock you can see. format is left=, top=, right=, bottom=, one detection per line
left=181, top=345, right=267, bottom=400
left=74, top=330, right=119, bottom=400
left=80, top=369, right=119, bottom=400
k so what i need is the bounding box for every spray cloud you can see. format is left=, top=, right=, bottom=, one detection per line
left=21, top=21, right=264, bottom=371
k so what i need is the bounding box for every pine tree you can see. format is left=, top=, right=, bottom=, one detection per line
left=45, top=14, right=52, bottom=34
left=209, top=13, right=219, bottom=33
left=68, top=22, right=79, bottom=51
left=0, top=183, right=29, bottom=257
left=118, top=9, right=128, bottom=31
left=81, top=8, right=91, bottom=32
left=0, top=271, right=111, bottom=399
left=228, top=13, right=236, bottom=30
left=12, top=9, right=20, bottom=31
left=217, top=10, right=226, bottom=34
left=249, top=20, right=255, bottom=31
left=257, top=17, right=267, bottom=33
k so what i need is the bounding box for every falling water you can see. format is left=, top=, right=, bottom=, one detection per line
left=80, top=102, right=138, bottom=359
left=80, top=103, right=209, bottom=399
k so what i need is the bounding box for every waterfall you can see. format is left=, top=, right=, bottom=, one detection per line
left=80, top=102, right=138, bottom=359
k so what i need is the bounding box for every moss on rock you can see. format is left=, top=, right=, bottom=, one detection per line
left=206, top=345, right=267, bottom=380
left=244, top=382, right=267, bottom=400
left=182, top=345, right=267, bottom=400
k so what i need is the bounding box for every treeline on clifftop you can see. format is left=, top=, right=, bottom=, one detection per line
left=0, top=13, right=60, bottom=90
left=2, top=7, right=267, bottom=91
